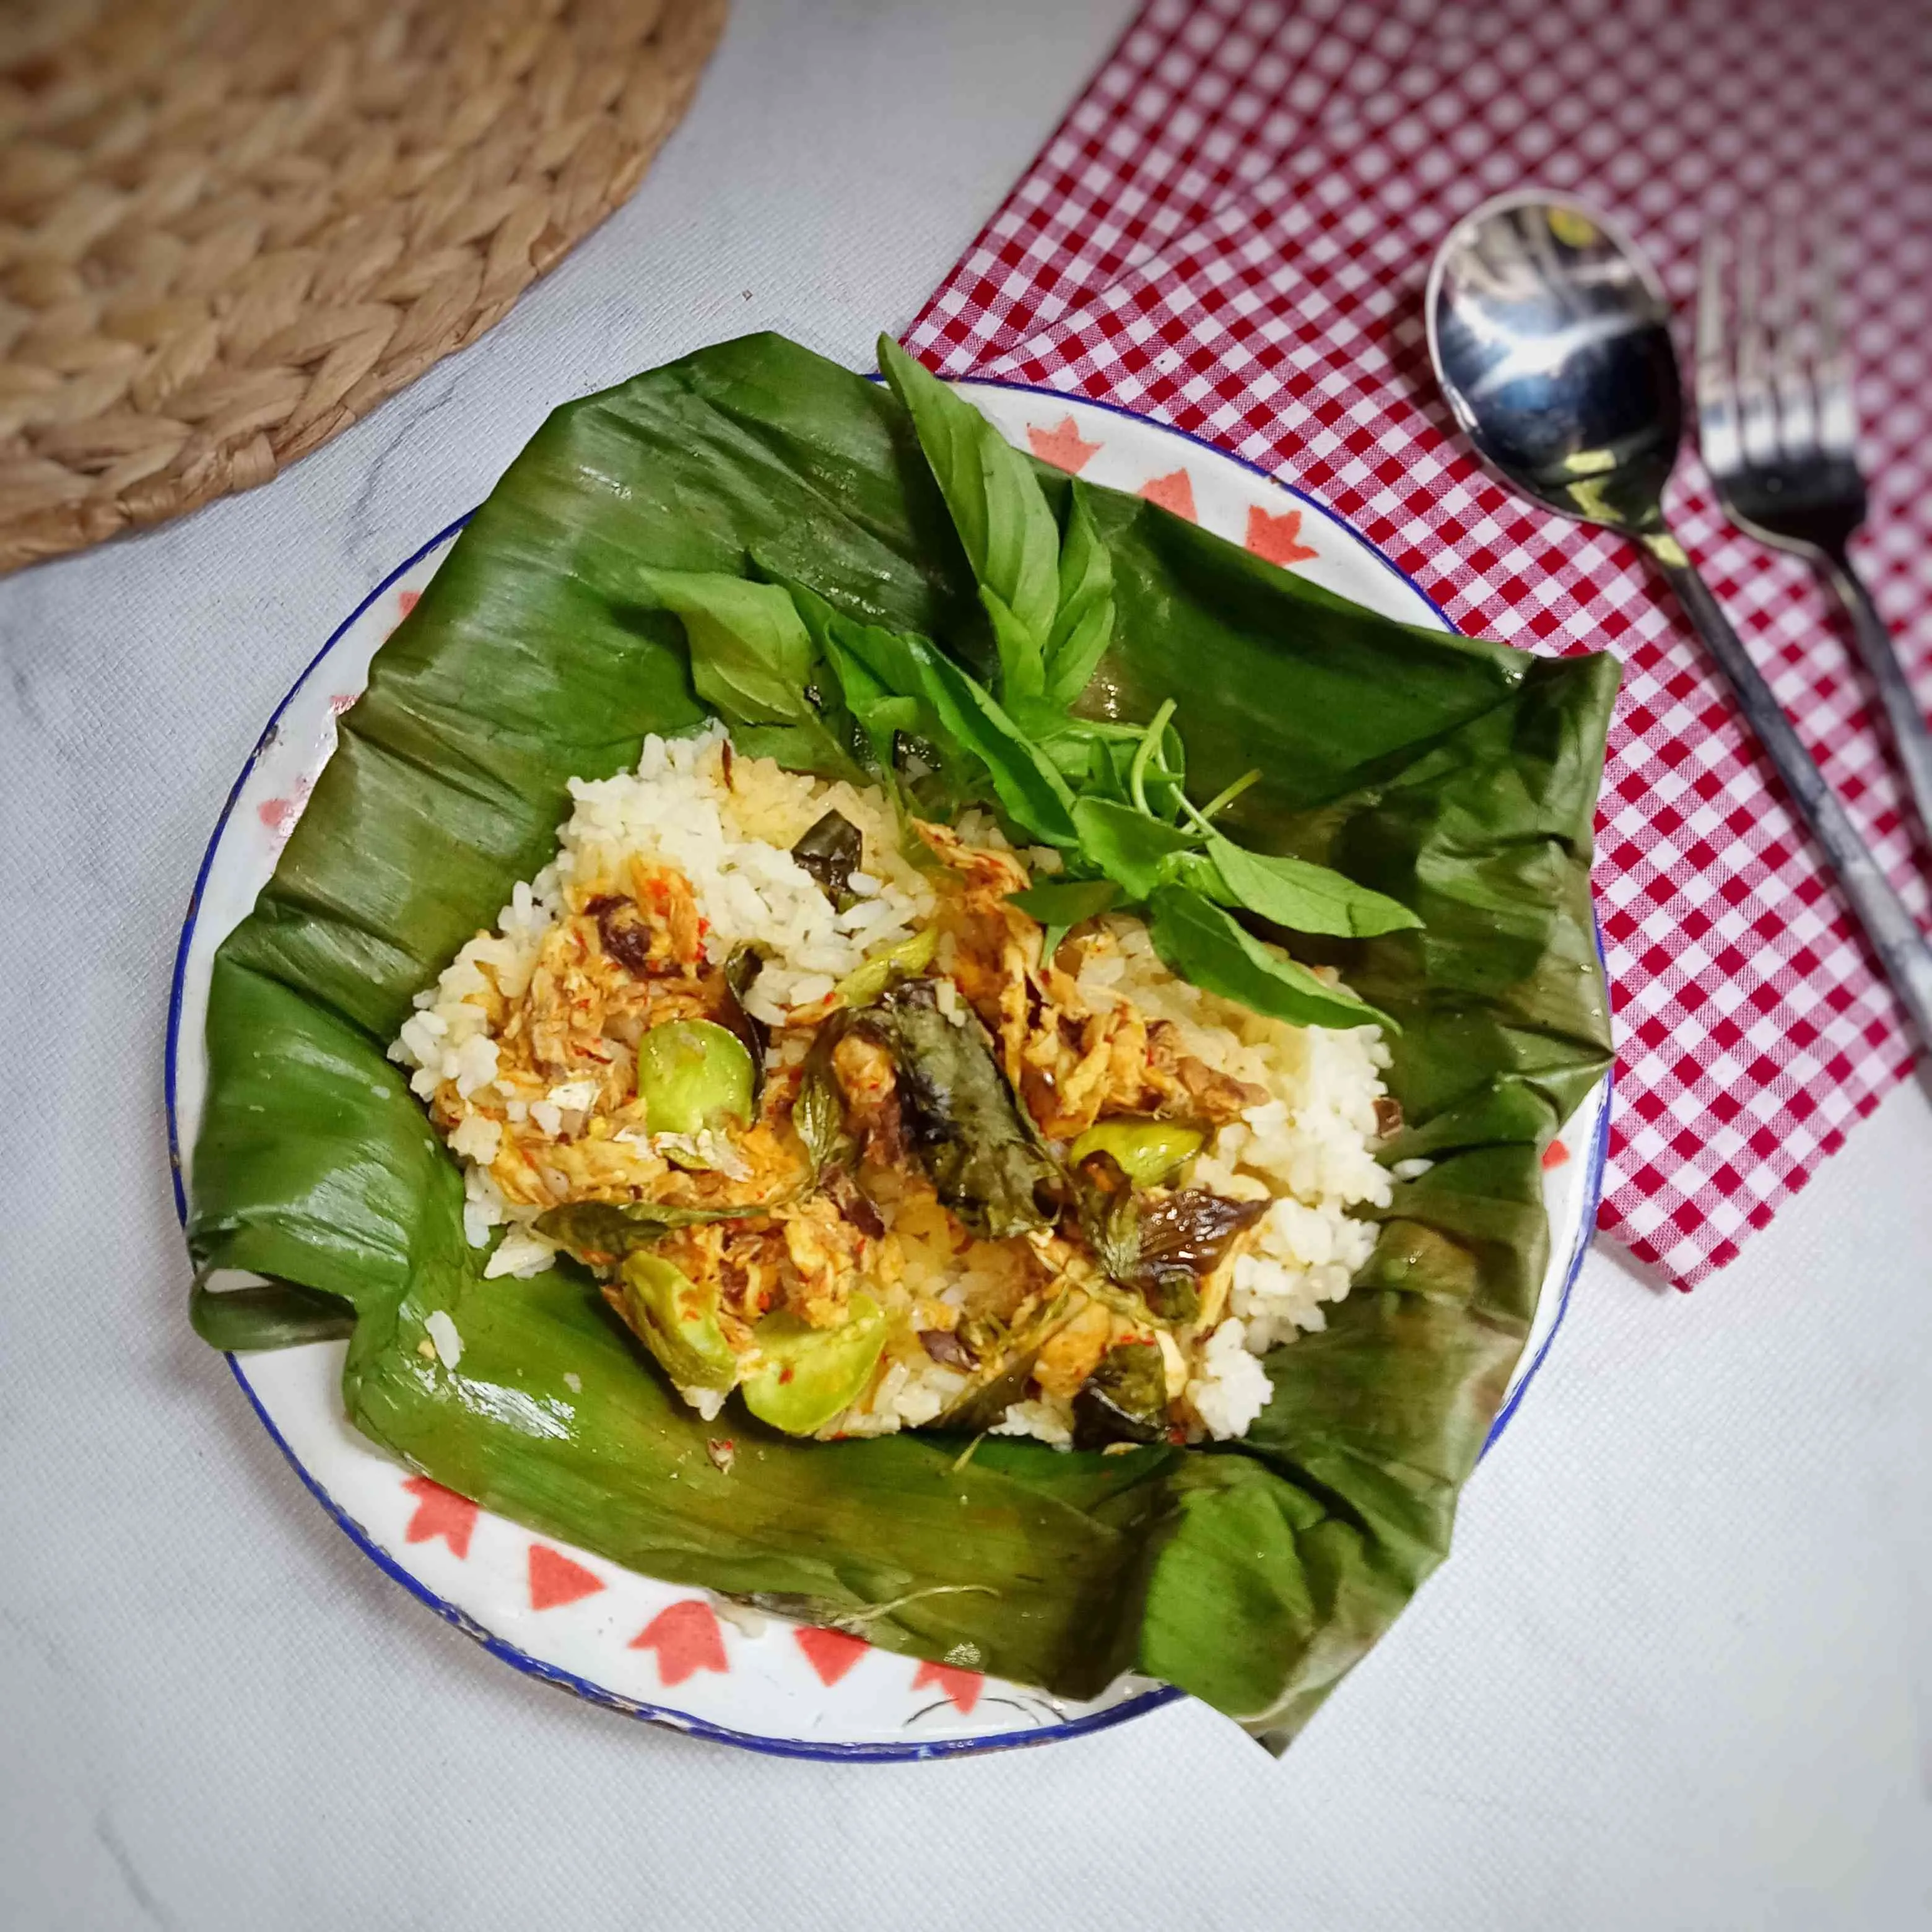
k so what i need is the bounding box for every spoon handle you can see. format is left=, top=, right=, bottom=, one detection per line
left=1648, top=534, right=1932, bottom=1057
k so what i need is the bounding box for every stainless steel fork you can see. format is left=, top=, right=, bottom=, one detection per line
left=1698, top=213, right=1932, bottom=853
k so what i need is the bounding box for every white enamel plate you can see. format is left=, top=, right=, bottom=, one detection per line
left=167, top=380, right=1611, bottom=1759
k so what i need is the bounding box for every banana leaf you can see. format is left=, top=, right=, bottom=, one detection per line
left=187, top=333, right=1617, bottom=1749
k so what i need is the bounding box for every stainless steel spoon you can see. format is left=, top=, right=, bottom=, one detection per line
left=1425, top=188, right=1932, bottom=1055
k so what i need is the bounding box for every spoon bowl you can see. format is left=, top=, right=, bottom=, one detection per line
left=1425, top=192, right=1680, bottom=535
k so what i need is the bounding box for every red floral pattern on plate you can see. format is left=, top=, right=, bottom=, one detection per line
left=911, top=1660, right=984, bottom=1714
left=1138, top=468, right=1196, bottom=520
left=630, top=1600, right=729, bottom=1686
left=256, top=776, right=311, bottom=841
left=1245, top=503, right=1318, bottom=568
left=793, top=1626, right=868, bottom=1687
left=1027, top=416, right=1103, bottom=474
left=528, top=1544, right=604, bottom=1611
left=401, top=1476, right=477, bottom=1559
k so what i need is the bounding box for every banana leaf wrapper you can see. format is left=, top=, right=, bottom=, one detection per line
left=188, top=333, right=1617, bottom=1749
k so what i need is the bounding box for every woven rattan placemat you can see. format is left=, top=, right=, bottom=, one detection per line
left=0, top=0, right=727, bottom=573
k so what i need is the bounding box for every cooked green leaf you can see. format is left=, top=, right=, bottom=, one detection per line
left=1073, top=1157, right=1144, bottom=1286
left=718, top=943, right=769, bottom=1106
left=1070, top=1154, right=1265, bottom=1323
left=791, top=809, right=864, bottom=904
left=1132, top=1188, right=1269, bottom=1312
left=844, top=980, right=1060, bottom=1238
left=1147, top=884, right=1395, bottom=1033
left=1198, top=832, right=1423, bottom=938
left=935, top=1346, right=1040, bottom=1434
left=792, top=1051, right=855, bottom=1177
left=536, top=1197, right=776, bottom=1261
left=1072, top=1341, right=1168, bottom=1449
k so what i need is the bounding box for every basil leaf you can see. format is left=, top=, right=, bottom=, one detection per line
left=1131, top=1190, right=1269, bottom=1312
left=1070, top=1155, right=1265, bottom=1326
left=733, top=721, right=869, bottom=784
left=832, top=619, right=1079, bottom=848
left=1072, top=1341, right=1168, bottom=1449
left=935, top=1347, right=1043, bottom=1434
left=1069, top=796, right=1198, bottom=899
left=1043, top=715, right=1188, bottom=820
left=1147, top=884, right=1395, bottom=1034
left=876, top=339, right=1113, bottom=724
left=822, top=633, right=921, bottom=770
left=1072, top=1160, right=1144, bottom=1284
left=1043, top=481, right=1115, bottom=710
left=1006, top=877, right=1121, bottom=962
left=1199, top=832, right=1423, bottom=938
left=633, top=567, right=815, bottom=725
left=981, top=587, right=1048, bottom=707
left=772, top=575, right=932, bottom=777
left=1006, top=878, right=1120, bottom=928
left=877, top=334, right=1060, bottom=699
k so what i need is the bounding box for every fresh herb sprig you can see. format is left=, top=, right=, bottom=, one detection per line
left=627, top=342, right=1424, bottom=1036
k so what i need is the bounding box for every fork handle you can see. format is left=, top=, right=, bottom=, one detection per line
left=1821, top=551, right=1932, bottom=854
left=1647, top=534, right=1932, bottom=1057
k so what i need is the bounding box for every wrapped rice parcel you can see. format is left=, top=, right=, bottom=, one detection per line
left=188, top=331, right=1617, bottom=1747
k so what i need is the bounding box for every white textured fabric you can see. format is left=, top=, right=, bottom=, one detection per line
left=0, top=2, right=1925, bottom=1926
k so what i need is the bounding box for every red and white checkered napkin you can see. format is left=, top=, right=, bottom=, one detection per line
left=905, top=0, right=1932, bottom=1287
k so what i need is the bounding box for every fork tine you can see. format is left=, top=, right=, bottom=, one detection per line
left=1808, top=217, right=1860, bottom=459
left=1734, top=210, right=1779, bottom=469
left=1769, top=214, right=1816, bottom=461
left=1697, top=222, right=1742, bottom=479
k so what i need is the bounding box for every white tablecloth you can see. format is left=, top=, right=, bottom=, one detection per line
left=4, top=3, right=1927, bottom=1925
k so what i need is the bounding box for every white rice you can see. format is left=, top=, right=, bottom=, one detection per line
left=424, top=1309, right=464, bottom=1370
left=1073, top=916, right=1392, bottom=1363
left=391, top=721, right=934, bottom=1275
left=1186, top=1317, right=1274, bottom=1440
left=391, top=721, right=1395, bottom=1444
